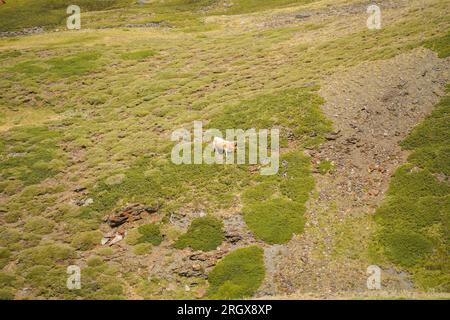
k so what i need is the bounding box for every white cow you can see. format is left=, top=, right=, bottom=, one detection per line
left=213, top=137, right=237, bottom=154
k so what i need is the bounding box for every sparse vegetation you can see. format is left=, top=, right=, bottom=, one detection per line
left=121, top=50, right=157, bottom=61
left=207, top=246, right=265, bottom=299
left=174, top=216, right=224, bottom=251
left=71, top=231, right=103, bottom=251
left=0, top=126, right=65, bottom=190
left=0, top=0, right=448, bottom=300
left=137, top=224, right=163, bottom=246
left=374, top=93, right=450, bottom=291
left=242, top=151, right=314, bottom=244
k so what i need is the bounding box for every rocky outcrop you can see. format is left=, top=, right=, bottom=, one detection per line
left=104, top=203, right=159, bottom=228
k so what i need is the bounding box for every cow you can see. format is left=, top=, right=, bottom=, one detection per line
left=213, top=137, right=237, bottom=154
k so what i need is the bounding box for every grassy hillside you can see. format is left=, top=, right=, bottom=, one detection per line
left=0, top=0, right=449, bottom=300
left=0, top=0, right=314, bottom=31
left=373, top=87, right=450, bottom=292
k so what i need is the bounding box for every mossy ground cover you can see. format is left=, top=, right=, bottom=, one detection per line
left=242, top=151, right=315, bottom=244
left=0, top=0, right=317, bottom=32
left=174, top=215, right=224, bottom=251
left=7, top=51, right=103, bottom=79
left=0, top=0, right=132, bottom=31
left=137, top=223, right=163, bottom=245
left=0, top=126, right=66, bottom=192
left=207, top=246, right=265, bottom=299
left=373, top=92, right=450, bottom=292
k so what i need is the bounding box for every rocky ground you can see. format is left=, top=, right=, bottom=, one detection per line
left=259, top=48, right=450, bottom=297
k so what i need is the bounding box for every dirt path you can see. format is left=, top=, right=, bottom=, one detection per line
left=258, top=48, right=449, bottom=296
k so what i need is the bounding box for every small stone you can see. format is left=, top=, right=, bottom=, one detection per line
left=109, top=234, right=123, bottom=246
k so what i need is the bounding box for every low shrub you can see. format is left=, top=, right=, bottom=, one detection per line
left=207, top=246, right=265, bottom=299
left=137, top=224, right=163, bottom=245
left=71, top=231, right=103, bottom=251
left=174, top=216, right=224, bottom=251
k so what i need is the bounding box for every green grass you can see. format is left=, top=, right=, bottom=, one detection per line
left=0, top=126, right=66, bottom=191
left=137, top=223, right=163, bottom=245
left=24, top=217, right=55, bottom=235
left=0, top=0, right=131, bottom=31
left=214, top=0, right=315, bottom=15
left=207, top=246, right=265, bottom=299
left=401, top=96, right=450, bottom=175
left=133, top=243, right=152, bottom=255
left=208, top=88, right=330, bottom=244
left=0, top=0, right=318, bottom=32
left=373, top=93, right=450, bottom=291
left=18, top=244, right=74, bottom=267
left=208, top=88, right=331, bottom=148
left=174, top=215, right=224, bottom=251
left=120, top=49, right=157, bottom=61
left=317, top=160, right=334, bottom=175
left=381, top=230, right=433, bottom=268
left=0, top=0, right=448, bottom=300
left=47, top=51, right=102, bottom=77
left=244, top=198, right=305, bottom=244
left=0, top=248, right=11, bottom=269
left=82, top=154, right=253, bottom=220
left=242, top=151, right=314, bottom=244
left=8, top=51, right=102, bottom=79
left=424, top=32, right=450, bottom=58
left=71, top=230, right=103, bottom=251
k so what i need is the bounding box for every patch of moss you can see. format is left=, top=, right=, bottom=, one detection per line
left=0, top=248, right=11, bottom=269
left=137, top=224, right=163, bottom=245
left=18, top=244, right=74, bottom=267
left=424, top=32, right=450, bottom=58
left=244, top=198, right=305, bottom=244
left=71, top=231, right=103, bottom=251
left=23, top=265, right=68, bottom=298
left=47, top=51, right=102, bottom=77
left=0, top=227, right=21, bottom=248
left=317, top=160, right=334, bottom=175
left=0, top=288, right=14, bottom=300
left=401, top=96, right=450, bottom=175
left=242, top=151, right=312, bottom=244
left=24, top=217, right=55, bottom=235
left=174, top=216, right=224, bottom=251
left=381, top=230, right=433, bottom=268
left=86, top=256, right=104, bottom=267
left=0, top=126, right=65, bottom=189
left=133, top=243, right=152, bottom=255
left=78, top=261, right=126, bottom=300
left=207, top=246, right=265, bottom=299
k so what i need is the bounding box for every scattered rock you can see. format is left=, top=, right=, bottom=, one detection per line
left=295, top=13, right=311, bottom=19
left=75, top=198, right=93, bottom=207
left=74, top=186, right=86, bottom=193
left=0, top=26, right=44, bottom=38
left=225, top=229, right=242, bottom=244
left=105, top=203, right=159, bottom=228
left=101, top=230, right=126, bottom=246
